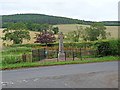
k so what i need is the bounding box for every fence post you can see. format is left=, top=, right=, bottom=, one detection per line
left=73, top=52, right=75, bottom=61
left=32, top=50, right=34, bottom=62
left=22, top=53, right=26, bottom=62
left=80, top=48, right=82, bottom=60
left=65, top=52, right=66, bottom=61
left=57, top=49, right=59, bottom=62
left=44, top=48, right=46, bottom=59
left=38, top=49, right=40, bottom=61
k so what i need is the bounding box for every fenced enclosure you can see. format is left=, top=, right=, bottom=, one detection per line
left=21, top=47, right=97, bottom=62
left=1, top=47, right=97, bottom=65
left=1, top=39, right=119, bottom=65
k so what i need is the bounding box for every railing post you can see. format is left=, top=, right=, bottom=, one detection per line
left=65, top=52, right=66, bottom=61
left=38, top=49, right=41, bottom=61
left=73, top=52, right=74, bottom=61
left=57, top=49, right=59, bottom=62
left=44, top=48, right=46, bottom=59
left=80, top=48, right=82, bottom=60
left=32, top=50, right=34, bottom=62
left=22, top=53, right=26, bottom=62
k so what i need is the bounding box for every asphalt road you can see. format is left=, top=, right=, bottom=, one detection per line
left=1, top=61, right=119, bottom=88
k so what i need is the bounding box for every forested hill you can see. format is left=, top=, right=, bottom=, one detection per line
left=2, top=14, right=119, bottom=26
left=2, top=14, right=85, bottom=25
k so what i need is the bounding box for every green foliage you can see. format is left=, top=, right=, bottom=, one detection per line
left=64, top=42, right=94, bottom=48
left=84, top=23, right=107, bottom=41
left=10, top=40, right=119, bottom=55
left=95, top=39, right=119, bottom=56
left=2, top=47, right=32, bottom=54
left=10, top=43, right=43, bottom=48
left=25, top=23, right=50, bottom=31
left=96, top=42, right=111, bottom=56
left=2, top=14, right=83, bottom=26
left=2, top=55, right=22, bottom=65
left=1, top=39, right=119, bottom=66
left=66, top=26, right=84, bottom=42
left=2, top=22, right=31, bottom=44
left=52, top=27, right=59, bottom=34
left=65, top=23, right=109, bottom=42
left=3, top=22, right=59, bottom=34
left=2, top=14, right=119, bottom=28
left=2, top=47, right=32, bottom=65
left=109, top=40, right=119, bottom=55
left=118, top=39, right=120, bottom=56
left=102, top=21, right=120, bottom=26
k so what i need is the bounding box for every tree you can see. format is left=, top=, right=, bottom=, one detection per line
left=66, top=26, right=84, bottom=42
left=52, top=27, right=59, bottom=34
left=65, top=23, right=109, bottom=42
left=34, top=30, right=56, bottom=46
left=84, top=23, right=107, bottom=41
left=25, top=23, right=50, bottom=32
left=2, top=23, right=30, bottom=44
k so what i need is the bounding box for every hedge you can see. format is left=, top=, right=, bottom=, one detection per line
left=9, top=39, right=119, bottom=56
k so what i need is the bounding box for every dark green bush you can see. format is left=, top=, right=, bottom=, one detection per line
left=96, top=42, right=111, bottom=57
left=109, top=40, right=118, bottom=55
left=118, top=39, right=120, bottom=56
left=95, top=39, right=119, bottom=56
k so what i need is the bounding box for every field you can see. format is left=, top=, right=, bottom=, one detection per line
left=55, top=24, right=119, bottom=39
left=0, top=24, right=119, bottom=47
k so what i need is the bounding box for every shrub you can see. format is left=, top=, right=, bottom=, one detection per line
left=95, top=39, right=119, bottom=56
left=2, top=55, right=22, bottom=65
left=109, top=40, right=119, bottom=55
left=96, top=42, right=111, bottom=57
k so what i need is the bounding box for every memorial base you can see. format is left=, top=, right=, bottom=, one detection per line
left=58, top=52, right=65, bottom=61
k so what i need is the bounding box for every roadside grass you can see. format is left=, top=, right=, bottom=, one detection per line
left=1, top=56, right=119, bottom=70
left=1, top=46, right=32, bottom=65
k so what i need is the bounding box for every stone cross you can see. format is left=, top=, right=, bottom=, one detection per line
left=58, top=32, right=65, bottom=60
left=58, top=32, right=64, bottom=53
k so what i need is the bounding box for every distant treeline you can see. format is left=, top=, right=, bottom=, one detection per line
left=2, top=22, right=59, bottom=34
left=2, top=14, right=120, bottom=28
left=102, top=21, right=120, bottom=26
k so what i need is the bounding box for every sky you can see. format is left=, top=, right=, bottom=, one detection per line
left=0, top=0, right=119, bottom=21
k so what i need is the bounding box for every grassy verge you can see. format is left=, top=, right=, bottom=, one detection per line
left=1, top=56, right=119, bottom=70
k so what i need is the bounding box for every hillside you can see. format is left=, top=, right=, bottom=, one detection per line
left=2, top=14, right=119, bottom=27
left=2, top=14, right=84, bottom=25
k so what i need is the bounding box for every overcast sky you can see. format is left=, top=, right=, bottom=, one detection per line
left=0, top=0, right=119, bottom=21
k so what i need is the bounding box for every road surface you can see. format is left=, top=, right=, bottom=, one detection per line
left=1, top=61, right=119, bottom=88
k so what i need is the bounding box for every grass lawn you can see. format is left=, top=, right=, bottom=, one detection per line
left=1, top=56, right=119, bottom=70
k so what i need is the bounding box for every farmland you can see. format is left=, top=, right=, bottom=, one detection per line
left=0, top=24, right=119, bottom=47
left=55, top=24, right=118, bottom=39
